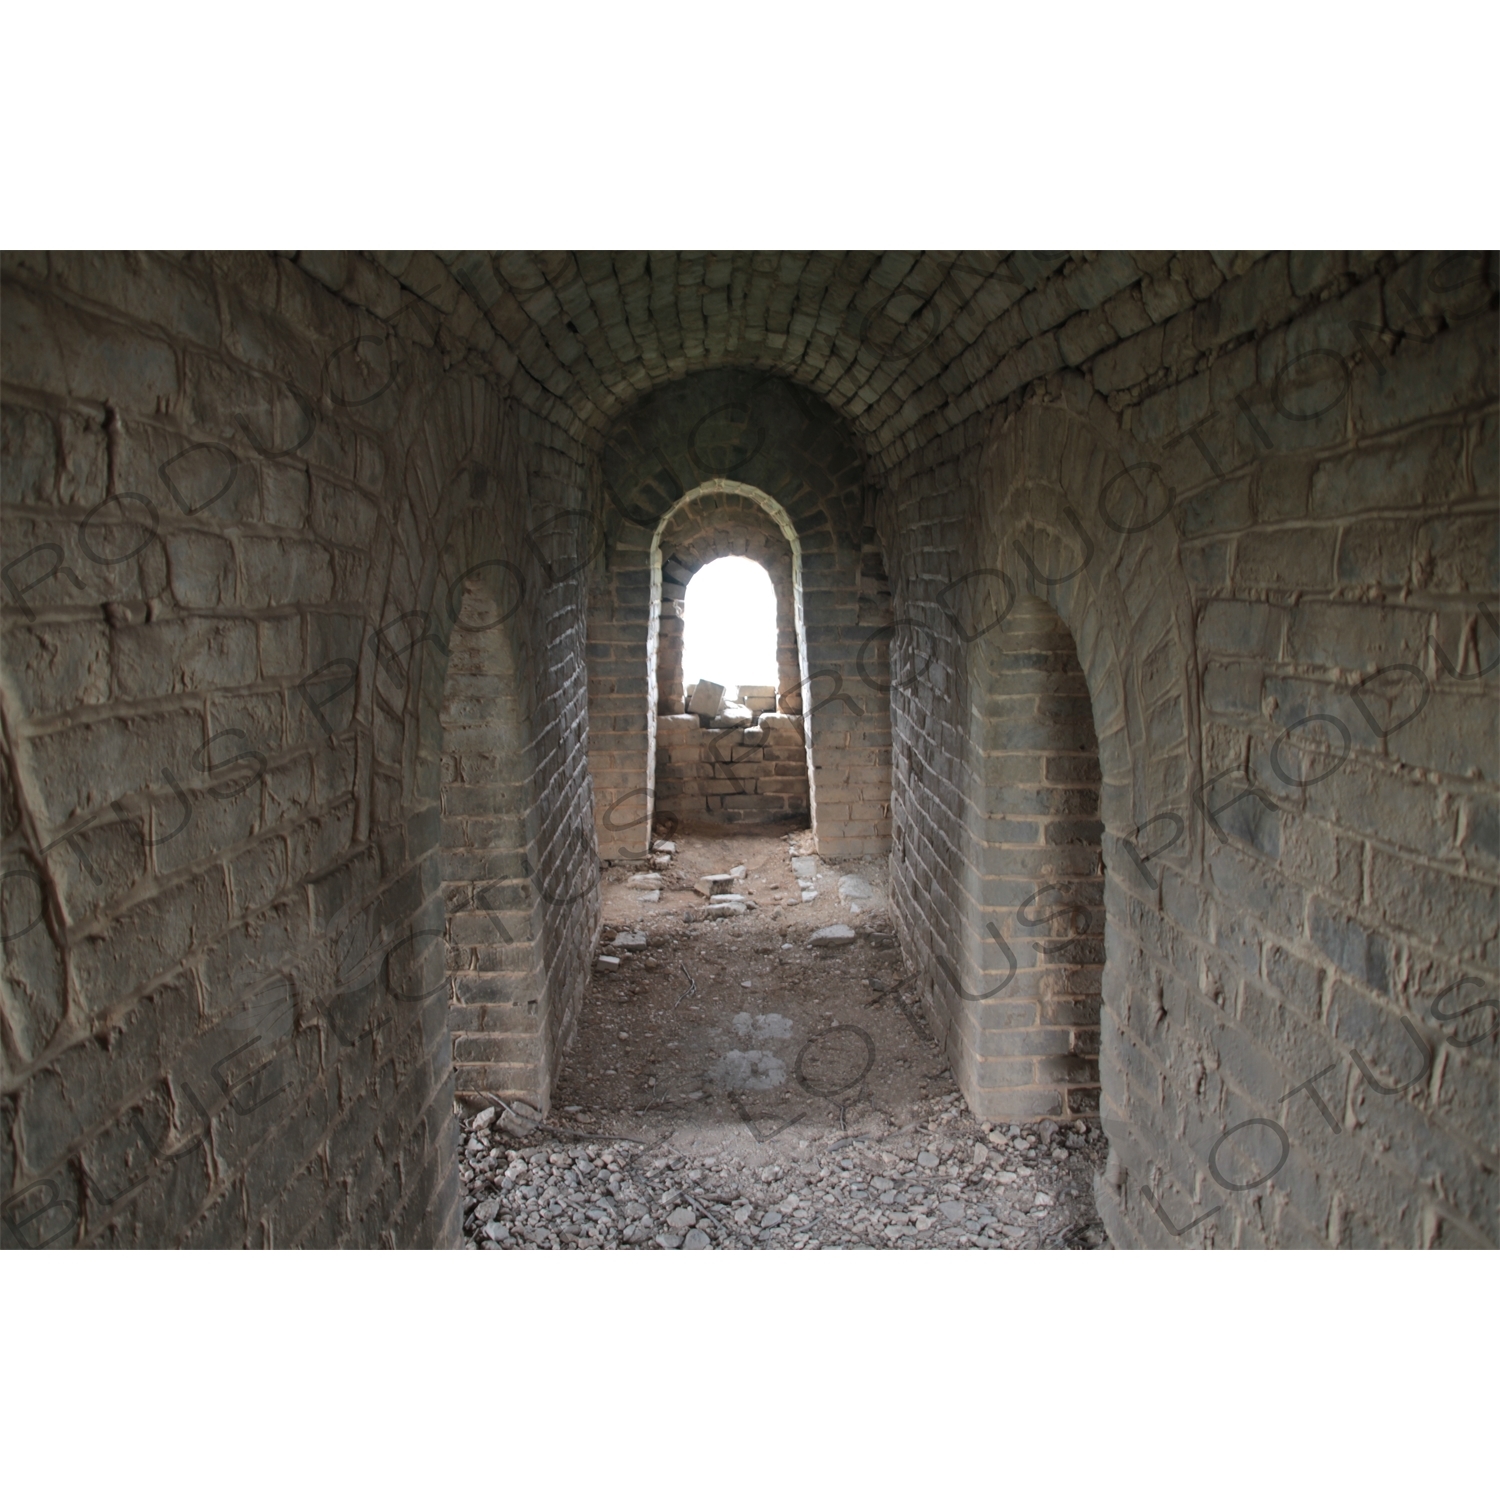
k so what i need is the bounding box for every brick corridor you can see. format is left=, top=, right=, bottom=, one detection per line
left=2, top=249, right=1493, bottom=1250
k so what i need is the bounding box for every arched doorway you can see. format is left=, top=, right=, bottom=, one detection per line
left=588, top=368, right=890, bottom=866
left=647, top=481, right=814, bottom=835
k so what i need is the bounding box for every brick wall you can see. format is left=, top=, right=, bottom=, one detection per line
left=882, top=254, right=1498, bottom=1249
left=1, top=252, right=597, bottom=1247
left=655, top=712, right=812, bottom=830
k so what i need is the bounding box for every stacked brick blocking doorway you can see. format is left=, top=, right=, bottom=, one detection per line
left=2, top=251, right=1495, bottom=1250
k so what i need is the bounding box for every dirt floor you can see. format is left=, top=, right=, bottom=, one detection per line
left=456, top=826, right=1111, bottom=1249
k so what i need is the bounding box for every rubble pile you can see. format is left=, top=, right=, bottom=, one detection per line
left=456, top=1103, right=1110, bottom=1251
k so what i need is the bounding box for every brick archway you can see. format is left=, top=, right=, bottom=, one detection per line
left=972, top=404, right=1200, bottom=1247
left=588, top=368, right=892, bottom=862
left=890, top=398, right=1202, bottom=1242
left=647, top=481, right=813, bottom=832
left=653, top=485, right=804, bottom=717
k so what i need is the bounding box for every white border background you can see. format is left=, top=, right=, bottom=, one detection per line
left=4, top=1, right=1496, bottom=1491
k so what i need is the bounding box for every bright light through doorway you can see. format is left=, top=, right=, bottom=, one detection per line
left=681, top=556, right=779, bottom=700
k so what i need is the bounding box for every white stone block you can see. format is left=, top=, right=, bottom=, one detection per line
left=687, top=679, right=725, bottom=715
left=808, top=924, right=856, bottom=947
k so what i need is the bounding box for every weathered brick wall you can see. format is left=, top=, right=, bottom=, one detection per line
left=1, top=252, right=598, bottom=1247
left=655, top=712, right=812, bottom=830
left=586, top=369, right=892, bottom=860
left=883, top=253, right=1498, bottom=1249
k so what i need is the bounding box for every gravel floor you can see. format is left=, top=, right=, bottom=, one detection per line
left=457, top=1103, right=1110, bottom=1250
left=456, top=827, right=1112, bottom=1250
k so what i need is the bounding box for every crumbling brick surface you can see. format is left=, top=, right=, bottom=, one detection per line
left=1, top=252, right=597, bottom=1247
left=655, top=713, right=811, bottom=830
left=877, top=256, right=1497, bottom=1249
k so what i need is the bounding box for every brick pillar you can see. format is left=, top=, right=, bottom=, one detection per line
left=586, top=530, right=656, bottom=862
left=948, top=594, right=1104, bottom=1120
left=440, top=577, right=549, bottom=1106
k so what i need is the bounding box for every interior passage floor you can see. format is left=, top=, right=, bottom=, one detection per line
left=456, top=829, right=1110, bottom=1249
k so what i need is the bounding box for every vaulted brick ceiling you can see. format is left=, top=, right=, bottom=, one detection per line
left=427, top=250, right=1195, bottom=470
